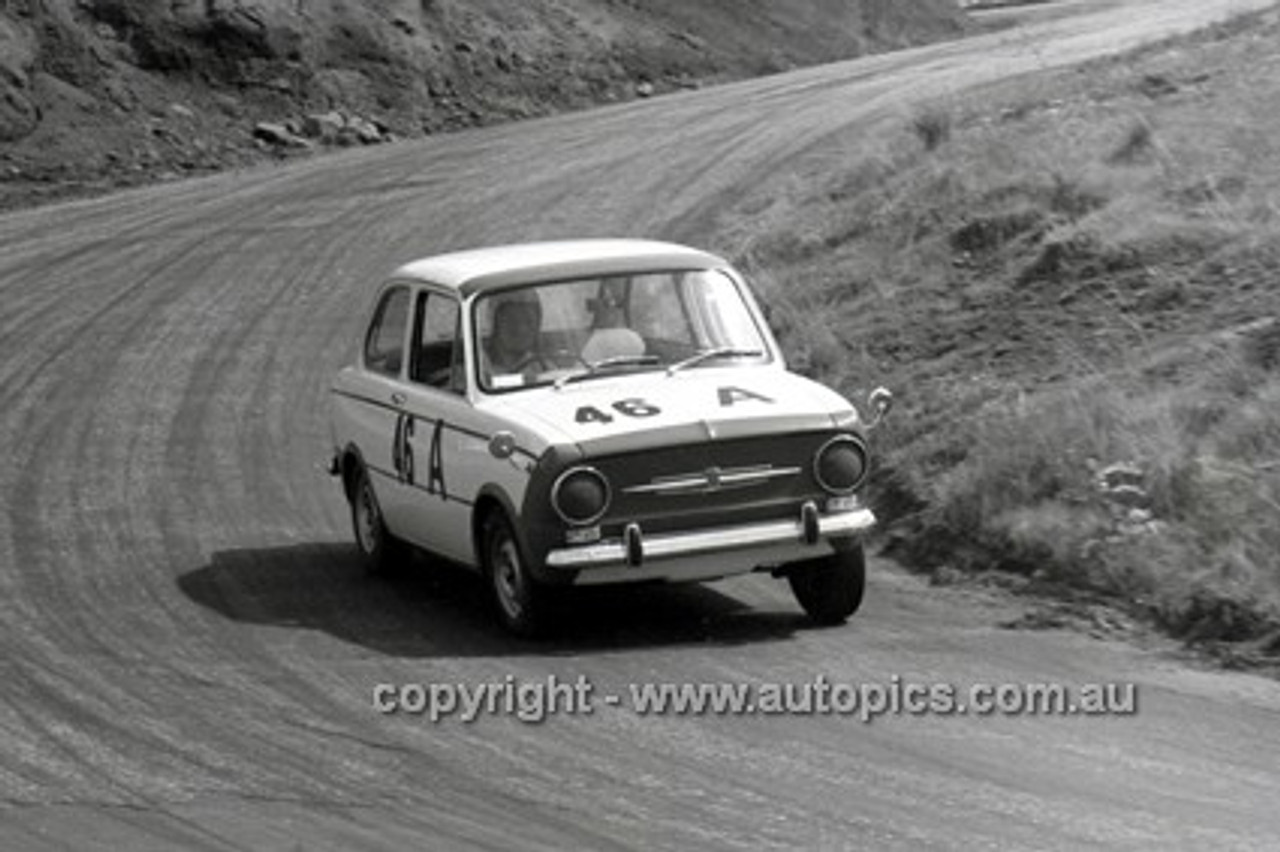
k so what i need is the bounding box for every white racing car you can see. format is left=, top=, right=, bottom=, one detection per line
left=328, top=239, right=891, bottom=635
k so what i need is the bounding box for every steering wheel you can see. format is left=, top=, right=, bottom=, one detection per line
left=548, top=347, right=590, bottom=370
left=508, top=351, right=554, bottom=378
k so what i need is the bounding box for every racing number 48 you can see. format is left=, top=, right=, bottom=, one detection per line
left=573, top=387, right=772, bottom=425
left=575, top=398, right=661, bottom=424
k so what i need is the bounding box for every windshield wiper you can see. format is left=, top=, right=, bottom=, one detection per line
left=553, top=354, right=661, bottom=389
left=666, top=347, right=763, bottom=376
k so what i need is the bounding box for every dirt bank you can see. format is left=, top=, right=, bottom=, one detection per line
left=0, top=0, right=967, bottom=210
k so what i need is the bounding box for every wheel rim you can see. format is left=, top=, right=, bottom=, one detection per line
left=356, top=481, right=380, bottom=555
left=491, top=532, right=525, bottom=622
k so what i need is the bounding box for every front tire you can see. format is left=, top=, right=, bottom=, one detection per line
left=787, top=541, right=866, bottom=625
left=350, top=465, right=407, bottom=576
left=481, top=511, right=548, bottom=637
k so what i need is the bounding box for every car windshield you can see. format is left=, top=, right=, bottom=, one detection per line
left=474, top=268, right=769, bottom=392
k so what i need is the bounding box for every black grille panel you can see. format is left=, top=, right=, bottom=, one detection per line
left=592, top=432, right=836, bottom=534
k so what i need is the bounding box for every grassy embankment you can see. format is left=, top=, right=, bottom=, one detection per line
left=743, top=9, right=1280, bottom=662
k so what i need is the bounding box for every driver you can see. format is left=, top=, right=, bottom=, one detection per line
left=484, top=290, right=545, bottom=383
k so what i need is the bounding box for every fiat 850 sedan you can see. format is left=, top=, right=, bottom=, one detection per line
left=328, top=239, right=891, bottom=635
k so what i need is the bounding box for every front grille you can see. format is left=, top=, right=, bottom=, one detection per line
left=592, top=432, right=834, bottom=534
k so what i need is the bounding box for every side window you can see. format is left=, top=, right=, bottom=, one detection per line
left=364, top=286, right=411, bottom=377
left=411, top=291, right=464, bottom=393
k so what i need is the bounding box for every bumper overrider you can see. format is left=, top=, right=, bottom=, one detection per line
left=545, top=500, right=875, bottom=571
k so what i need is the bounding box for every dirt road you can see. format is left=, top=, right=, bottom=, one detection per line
left=2, top=1, right=1278, bottom=848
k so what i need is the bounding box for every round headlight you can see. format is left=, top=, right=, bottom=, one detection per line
left=814, top=435, right=869, bottom=495
left=552, top=466, right=611, bottom=525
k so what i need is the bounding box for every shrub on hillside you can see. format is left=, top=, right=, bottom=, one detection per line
left=894, top=367, right=1280, bottom=642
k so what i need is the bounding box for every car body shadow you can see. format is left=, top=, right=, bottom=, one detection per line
left=179, top=542, right=809, bottom=658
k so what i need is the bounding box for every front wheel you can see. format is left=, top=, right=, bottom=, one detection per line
left=787, top=541, right=866, bottom=625
left=481, top=511, right=549, bottom=637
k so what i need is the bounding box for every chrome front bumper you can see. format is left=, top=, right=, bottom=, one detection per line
left=545, top=503, right=876, bottom=571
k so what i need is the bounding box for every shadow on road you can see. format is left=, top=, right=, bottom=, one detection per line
left=179, top=543, right=808, bottom=658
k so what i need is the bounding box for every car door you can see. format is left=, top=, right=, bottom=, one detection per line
left=395, top=288, right=487, bottom=565
left=348, top=283, right=417, bottom=535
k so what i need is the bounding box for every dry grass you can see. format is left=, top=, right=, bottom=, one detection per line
left=912, top=108, right=953, bottom=152
left=737, top=7, right=1280, bottom=655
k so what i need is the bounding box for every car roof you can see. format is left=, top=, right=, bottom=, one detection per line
left=390, top=239, right=729, bottom=296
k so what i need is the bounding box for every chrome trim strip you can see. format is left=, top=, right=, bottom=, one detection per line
left=545, top=508, right=875, bottom=569
left=622, top=465, right=801, bottom=496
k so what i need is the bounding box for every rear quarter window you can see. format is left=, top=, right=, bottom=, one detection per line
left=364, top=286, right=411, bottom=376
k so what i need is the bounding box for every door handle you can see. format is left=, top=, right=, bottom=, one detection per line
left=391, top=392, right=406, bottom=406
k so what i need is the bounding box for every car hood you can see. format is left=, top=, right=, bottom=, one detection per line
left=481, top=366, right=861, bottom=456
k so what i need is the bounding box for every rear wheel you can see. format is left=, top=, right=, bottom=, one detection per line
left=350, top=465, right=407, bottom=576
left=482, top=511, right=548, bottom=637
left=787, top=541, right=866, bottom=625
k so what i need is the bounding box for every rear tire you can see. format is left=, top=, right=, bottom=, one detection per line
left=350, top=465, right=407, bottom=576
left=481, top=511, right=548, bottom=637
left=787, top=541, right=866, bottom=625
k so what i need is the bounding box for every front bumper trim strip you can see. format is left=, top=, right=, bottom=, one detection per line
left=545, top=508, right=875, bottom=570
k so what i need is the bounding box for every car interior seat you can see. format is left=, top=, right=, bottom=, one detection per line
left=580, top=327, right=646, bottom=363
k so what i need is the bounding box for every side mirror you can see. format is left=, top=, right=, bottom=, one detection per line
left=866, top=387, right=893, bottom=429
